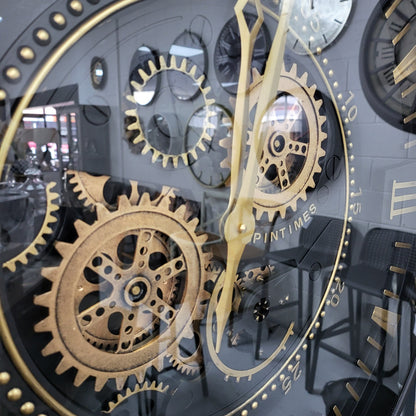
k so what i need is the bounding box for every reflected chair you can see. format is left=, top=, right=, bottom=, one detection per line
left=306, top=227, right=416, bottom=393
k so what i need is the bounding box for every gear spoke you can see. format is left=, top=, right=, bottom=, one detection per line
left=133, top=229, right=157, bottom=267
left=87, top=252, right=125, bottom=284
left=277, top=158, right=291, bottom=190
left=145, top=296, right=177, bottom=325
left=115, top=312, right=139, bottom=353
left=152, top=254, right=187, bottom=284
left=287, top=138, right=309, bottom=157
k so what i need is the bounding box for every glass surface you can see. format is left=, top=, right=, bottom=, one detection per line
left=0, top=1, right=415, bottom=416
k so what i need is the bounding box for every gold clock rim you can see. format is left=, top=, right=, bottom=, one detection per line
left=0, top=2, right=351, bottom=416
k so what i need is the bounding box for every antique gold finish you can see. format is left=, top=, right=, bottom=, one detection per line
left=393, top=45, right=416, bottom=85
left=371, top=307, right=401, bottom=337
left=18, top=47, right=35, bottom=62
left=68, top=0, right=83, bottom=14
left=3, top=182, right=60, bottom=272
left=0, top=372, right=10, bottom=385
left=34, top=193, right=212, bottom=391
left=7, top=387, right=22, bottom=401
left=5, top=66, right=21, bottom=81
left=20, top=402, right=35, bottom=415
left=0, top=89, right=6, bottom=101
left=346, top=382, right=360, bottom=402
left=68, top=170, right=140, bottom=210
left=126, top=56, right=215, bottom=168
left=385, top=0, right=403, bottom=19
left=34, top=29, right=50, bottom=43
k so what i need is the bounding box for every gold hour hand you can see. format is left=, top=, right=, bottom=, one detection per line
left=215, top=0, right=294, bottom=353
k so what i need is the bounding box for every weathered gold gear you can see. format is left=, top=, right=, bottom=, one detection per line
left=125, top=55, right=216, bottom=168
left=3, top=182, right=59, bottom=272
left=67, top=170, right=140, bottom=210
left=220, top=66, right=327, bottom=221
left=34, top=193, right=212, bottom=392
left=103, top=380, right=169, bottom=414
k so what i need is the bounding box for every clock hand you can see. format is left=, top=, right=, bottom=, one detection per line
left=215, top=0, right=294, bottom=353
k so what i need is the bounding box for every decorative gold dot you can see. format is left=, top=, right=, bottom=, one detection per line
left=239, top=224, right=247, bottom=233
left=38, top=414, right=48, bottom=416
left=251, top=402, right=258, bottom=409
left=288, top=364, right=293, bottom=371
left=348, top=142, right=353, bottom=149
left=323, top=58, right=329, bottom=65
left=34, top=28, right=50, bottom=44
left=20, top=402, right=35, bottom=415
left=326, top=300, right=331, bottom=306
left=350, top=155, right=355, bottom=161
left=341, top=105, right=347, bottom=112
left=344, top=118, right=349, bottom=124
left=5, top=66, right=21, bottom=81
left=350, top=204, right=354, bottom=211
left=303, top=343, right=308, bottom=350
left=344, top=241, right=349, bottom=246
left=271, top=384, right=277, bottom=391
left=337, top=93, right=343, bottom=101
left=52, top=13, right=66, bottom=27
left=348, top=217, right=353, bottom=222
left=7, top=388, right=22, bottom=401
left=18, top=46, right=35, bottom=63
left=328, top=70, right=334, bottom=77
left=262, top=393, right=268, bottom=400
left=279, top=374, right=285, bottom=382
left=342, top=253, right=347, bottom=259
left=315, top=322, right=321, bottom=329
left=320, top=311, right=326, bottom=318
left=338, top=265, right=344, bottom=270
left=350, top=167, right=355, bottom=174
left=316, top=47, right=322, bottom=55
left=347, top=228, right=351, bottom=235
left=0, top=372, right=10, bottom=385
left=333, top=81, right=339, bottom=88
left=347, top=130, right=352, bottom=137
left=69, top=0, right=83, bottom=13
left=242, top=410, right=248, bottom=416
left=296, top=354, right=301, bottom=361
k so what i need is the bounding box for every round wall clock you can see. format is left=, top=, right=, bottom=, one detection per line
left=0, top=1, right=415, bottom=416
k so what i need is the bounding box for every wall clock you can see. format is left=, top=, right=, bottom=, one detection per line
left=0, top=1, right=415, bottom=416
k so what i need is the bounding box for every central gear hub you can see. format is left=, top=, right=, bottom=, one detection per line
left=34, top=193, right=212, bottom=392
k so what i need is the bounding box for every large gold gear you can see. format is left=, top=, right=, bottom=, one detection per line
left=221, top=65, right=327, bottom=221
left=3, top=182, right=60, bottom=272
left=125, top=55, right=216, bottom=168
left=34, top=193, right=212, bottom=392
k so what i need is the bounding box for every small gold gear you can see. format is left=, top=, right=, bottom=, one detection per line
left=125, top=55, right=216, bottom=168
left=103, top=380, right=169, bottom=414
left=67, top=170, right=140, bottom=210
left=3, top=182, right=59, bottom=272
left=220, top=65, right=327, bottom=221
left=34, top=193, right=212, bottom=392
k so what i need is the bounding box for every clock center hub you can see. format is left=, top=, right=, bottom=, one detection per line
left=124, top=277, right=149, bottom=306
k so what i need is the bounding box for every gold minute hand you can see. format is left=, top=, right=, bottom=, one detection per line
left=215, top=0, right=294, bottom=353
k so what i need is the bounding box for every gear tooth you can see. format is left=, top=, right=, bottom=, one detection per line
left=202, top=86, right=211, bottom=96
left=96, top=203, right=110, bottom=221
left=135, top=370, right=145, bottom=384
left=175, top=204, right=187, bottom=219
left=197, top=141, right=206, bottom=152
left=73, top=219, right=90, bottom=236
left=189, top=65, right=197, bottom=78
left=118, top=194, right=131, bottom=210
left=181, top=153, right=189, bottom=166
left=34, top=291, right=53, bottom=308
left=319, top=114, right=326, bottom=127
left=153, top=150, right=161, bottom=164
left=128, top=121, right=141, bottom=131
left=3, top=261, right=17, bottom=272
left=255, top=209, right=263, bottom=221
left=116, top=376, right=127, bottom=391
left=74, top=370, right=89, bottom=387
left=138, top=68, right=149, bottom=83
left=180, top=57, right=188, bottom=71
left=290, top=63, right=298, bottom=77
left=133, top=133, right=145, bottom=144
left=172, top=156, right=180, bottom=168
left=34, top=317, right=53, bottom=334
left=41, top=339, right=61, bottom=356
left=140, top=193, right=152, bottom=207
left=206, top=98, right=215, bottom=106
left=130, top=80, right=142, bottom=92
left=279, top=206, right=287, bottom=219
left=126, top=94, right=136, bottom=104
left=41, top=266, right=60, bottom=282
left=188, top=217, right=199, bottom=230
left=94, top=377, right=108, bottom=392
left=148, top=59, right=157, bottom=73
left=55, top=357, right=72, bottom=375
left=159, top=55, right=167, bottom=69
left=125, top=109, right=137, bottom=117
left=55, top=241, right=73, bottom=258
left=300, top=71, right=308, bottom=84
left=309, top=84, right=317, bottom=97
left=170, top=54, right=177, bottom=69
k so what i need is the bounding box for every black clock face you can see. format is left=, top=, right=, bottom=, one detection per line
left=360, top=0, right=416, bottom=133
left=0, top=1, right=415, bottom=416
